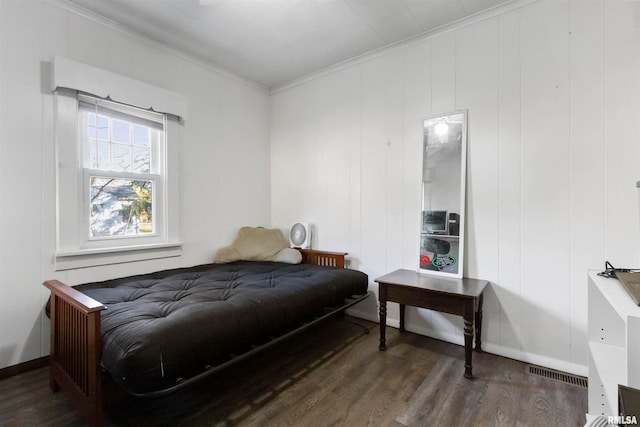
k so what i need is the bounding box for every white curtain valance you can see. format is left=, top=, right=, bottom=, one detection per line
left=51, top=56, right=187, bottom=121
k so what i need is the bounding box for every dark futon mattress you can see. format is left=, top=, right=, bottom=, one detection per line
left=71, top=261, right=369, bottom=394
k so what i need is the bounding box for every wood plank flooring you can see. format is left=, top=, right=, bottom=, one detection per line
left=0, top=318, right=587, bottom=426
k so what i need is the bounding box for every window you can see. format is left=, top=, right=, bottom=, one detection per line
left=79, top=95, right=165, bottom=240
left=51, top=57, right=185, bottom=270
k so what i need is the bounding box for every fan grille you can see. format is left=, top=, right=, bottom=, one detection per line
left=290, top=223, right=309, bottom=247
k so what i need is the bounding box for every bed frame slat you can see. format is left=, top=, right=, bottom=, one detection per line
left=299, top=249, right=347, bottom=268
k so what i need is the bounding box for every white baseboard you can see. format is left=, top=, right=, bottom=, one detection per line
left=481, top=342, right=588, bottom=377
left=345, top=309, right=588, bottom=377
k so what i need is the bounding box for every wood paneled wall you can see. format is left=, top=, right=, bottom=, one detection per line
left=270, top=0, right=640, bottom=375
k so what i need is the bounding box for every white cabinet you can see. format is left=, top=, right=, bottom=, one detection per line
left=588, top=271, right=640, bottom=416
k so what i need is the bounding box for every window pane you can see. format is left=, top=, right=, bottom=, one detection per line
left=89, top=141, right=110, bottom=170
left=132, top=146, right=150, bottom=173
left=90, top=177, right=153, bottom=237
left=112, top=144, right=131, bottom=171
left=88, top=113, right=96, bottom=139
left=88, top=113, right=109, bottom=140
left=112, top=120, right=130, bottom=144
left=133, top=125, right=150, bottom=147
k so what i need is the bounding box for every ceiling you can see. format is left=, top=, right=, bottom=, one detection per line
left=67, top=0, right=514, bottom=89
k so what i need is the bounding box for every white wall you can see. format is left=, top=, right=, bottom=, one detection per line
left=0, top=0, right=271, bottom=369
left=271, top=0, right=640, bottom=375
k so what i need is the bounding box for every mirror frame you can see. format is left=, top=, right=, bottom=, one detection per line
left=419, top=109, right=468, bottom=278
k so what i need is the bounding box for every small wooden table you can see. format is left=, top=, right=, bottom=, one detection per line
left=375, top=269, right=488, bottom=379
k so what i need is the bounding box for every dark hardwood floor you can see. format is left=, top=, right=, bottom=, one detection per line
left=0, top=318, right=587, bottom=426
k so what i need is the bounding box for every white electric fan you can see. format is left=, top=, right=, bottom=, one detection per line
left=290, top=222, right=312, bottom=248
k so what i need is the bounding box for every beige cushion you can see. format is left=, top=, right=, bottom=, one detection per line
left=214, top=227, right=301, bottom=264
left=212, top=246, right=242, bottom=264
left=271, top=247, right=302, bottom=264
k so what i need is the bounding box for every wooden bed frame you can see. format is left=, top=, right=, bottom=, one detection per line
left=43, top=249, right=366, bottom=427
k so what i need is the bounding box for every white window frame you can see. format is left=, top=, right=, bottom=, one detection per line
left=53, top=89, right=182, bottom=271
left=78, top=95, right=166, bottom=244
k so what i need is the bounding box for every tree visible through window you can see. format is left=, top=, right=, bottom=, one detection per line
left=79, top=95, right=165, bottom=240
left=89, top=178, right=153, bottom=237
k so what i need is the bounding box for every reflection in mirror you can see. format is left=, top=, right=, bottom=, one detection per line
left=420, top=111, right=467, bottom=278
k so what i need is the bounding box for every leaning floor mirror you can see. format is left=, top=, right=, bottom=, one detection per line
left=419, top=110, right=467, bottom=278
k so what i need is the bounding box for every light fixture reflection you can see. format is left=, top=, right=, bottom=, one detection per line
left=434, top=122, right=449, bottom=136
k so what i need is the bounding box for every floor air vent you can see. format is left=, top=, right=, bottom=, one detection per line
left=526, top=365, right=588, bottom=388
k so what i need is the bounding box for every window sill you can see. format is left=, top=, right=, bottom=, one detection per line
left=55, top=242, right=183, bottom=271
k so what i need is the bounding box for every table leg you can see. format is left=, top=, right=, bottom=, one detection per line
left=463, top=301, right=474, bottom=379
left=379, top=300, right=387, bottom=351
left=475, top=294, right=484, bottom=353
left=399, top=303, right=406, bottom=332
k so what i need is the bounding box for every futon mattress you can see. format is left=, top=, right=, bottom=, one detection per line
left=72, top=261, right=369, bottom=394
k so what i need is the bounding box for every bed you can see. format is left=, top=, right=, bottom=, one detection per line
left=43, top=229, right=369, bottom=427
